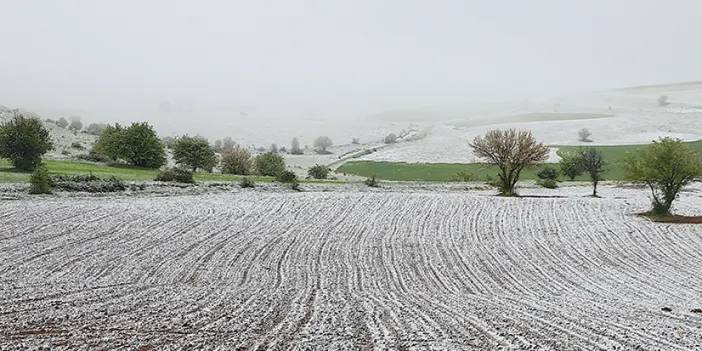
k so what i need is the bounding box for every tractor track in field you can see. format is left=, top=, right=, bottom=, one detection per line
left=1, top=186, right=702, bottom=349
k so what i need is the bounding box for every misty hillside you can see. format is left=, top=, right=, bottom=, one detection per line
left=358, top=81, right=702, bottom=164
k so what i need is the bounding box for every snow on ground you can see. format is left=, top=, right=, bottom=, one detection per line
left=1, top=184, right=701, bottom=349
left=358, top=83, right=702, bottom=164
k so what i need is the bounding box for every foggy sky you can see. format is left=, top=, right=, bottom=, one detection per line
left=1, top=0, right=701, bottom=140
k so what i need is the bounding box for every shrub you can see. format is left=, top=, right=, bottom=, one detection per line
left=255, top=152, right=285, bottom=176
left=51, top=174, right=126, bottom=192
left=29, top=163, right=52, bottom=194
left=172, top=135, right=217, bottom=172
left=538, top=179, right=558, bottom=189
left=0, top=113, right=54, bottom=171
left=221, top=147, right=254, bottom=175
left=364, top=175, right=379, bottom=187
left=625, top=137, right=702, bottom=215
left=154, top=167, right=195, bottom=184
left=239, top=177, right=255, bottom=188
left=307, top=164, right=330, bottom=179
left=470, top=129, right=549, bottom=196
left=559, top=151, right=584, bottom=180
left=384, top=133, right=398, bottom=144
left=276, top=170, right=300, bottom=190
left=537, top=166, right=559, bottom=180
left=276, top=170, right=297, bottom=183
left=313, top=136, right=333, bottom=153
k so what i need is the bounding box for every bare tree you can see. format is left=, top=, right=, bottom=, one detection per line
left=578, top=128, right=592, bottom=142
left=580, top=147, right=605, bottom=197
left=221, top=146, right=254, bottom=175
left=470, top=129, right=549, bottom=196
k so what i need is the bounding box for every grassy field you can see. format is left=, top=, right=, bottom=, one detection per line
left=0, top=159, right=274, bottom=183
left=337, top=139, right=702, bottom=182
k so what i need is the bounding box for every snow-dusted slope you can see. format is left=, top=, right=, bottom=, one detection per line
left=359, top=82, right=702, bottom=163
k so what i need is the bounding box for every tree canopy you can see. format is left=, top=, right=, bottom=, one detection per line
left=470, top=129, right=549, bottom=196
left=0, top=113, right=53, bottom=171
left=625, top=137, right=702, bottom=214
left=173, top=136, right=217, bottom=172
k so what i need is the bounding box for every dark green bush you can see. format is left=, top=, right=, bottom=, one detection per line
left=29, top=163, right=52, bottom=194
left=307, top=164, right=330, bottom=179
left=92, top=122, right=166, bottom=168
left=154, top=167, right=195, bottom=184
left=538, top=179, right=558, bottom=189
left=255, top=152, right=285, bottom=176
left=51, top=174, right=126, bottom=192
left=276, top=170, right=297, bottom=183
left=276, top=170, right=300, bottom=190
left=537, top=166, right=559, bottom=180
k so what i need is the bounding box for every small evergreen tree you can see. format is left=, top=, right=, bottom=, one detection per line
left=29, top=163, right=52, bottom=194
left=559, top=151, right=584, bottom=180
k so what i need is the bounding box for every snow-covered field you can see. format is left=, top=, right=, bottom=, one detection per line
left=359, top=82, right=702, bottom=164
left=2, top=184, right=702, bottom=349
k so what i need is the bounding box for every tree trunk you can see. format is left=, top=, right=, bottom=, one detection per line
left=592, top=181, right=598, bottom=197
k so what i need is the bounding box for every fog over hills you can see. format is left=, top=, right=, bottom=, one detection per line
left=1, top=1, right=701, bottom=147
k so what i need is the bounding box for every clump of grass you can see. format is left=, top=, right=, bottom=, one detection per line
left=276, top=170, right=301, bottom=191
left=239, top=177, right=255, bottom=188
left=154, top=167, right=194, bottom=184
left=364, top=175, right=379, bottom=188
left=537, top=179, right=558, bottom=189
